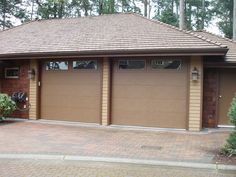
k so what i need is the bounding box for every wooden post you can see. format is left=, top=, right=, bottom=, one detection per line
left=101, top=58, right=111, bottom=126
left=188, top=56, right=203, bottom=131
left=29, top=59, right=39, bottom=120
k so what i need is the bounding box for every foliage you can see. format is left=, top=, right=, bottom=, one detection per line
left=0, top=94, right=16, bottom=120
left=211, top=0, right=233, bottom=39
left=222, top=94, right=236, bottom=157
left=222, top=132, right=236, bottom=156
left=0, top=0, right=235, bottom=39
left=0, top=0, right=27, bottom=30
left=228, top=94, right=236, bottom=126
left=153, top=0, right=212, bottom=30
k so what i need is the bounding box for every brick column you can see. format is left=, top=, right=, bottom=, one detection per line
left=29, top=59, right=39, bottom=120
left=101, top=58, right=111, bottom=126
left=188, top=56, right=203, bottom=131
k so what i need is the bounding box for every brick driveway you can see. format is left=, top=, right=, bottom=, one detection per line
left=0, top=120, right=231, bottom=163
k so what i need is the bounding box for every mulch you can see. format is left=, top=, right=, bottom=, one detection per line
left=214, top=153, right=236, bottom=165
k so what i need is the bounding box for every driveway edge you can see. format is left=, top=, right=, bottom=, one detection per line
left=0, top=154, right=235, bottom=171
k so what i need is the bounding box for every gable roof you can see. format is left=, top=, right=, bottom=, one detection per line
left=0, top=13, right=228, bottom=59
left=194, top=30, right=236, bottom=62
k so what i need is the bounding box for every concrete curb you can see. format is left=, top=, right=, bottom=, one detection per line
left=5, top=118, right=233, bottom=135
left=0, top=154, right=235, bottom=171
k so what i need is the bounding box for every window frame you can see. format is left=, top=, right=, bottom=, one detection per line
left=118, top=60, right=146, bottom=71
left=45, top=61, right=69, bottom=71
left=72, top=60, right=98, bottom=70
left=4, top=67, right=20, bottom=79
left=150, top=59, right=182, bottom=71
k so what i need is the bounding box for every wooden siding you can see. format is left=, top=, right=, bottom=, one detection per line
left=101, top=58, right=111, bottom=125
left=29, top=59, right=39, bottom=120
left=188, top=56, right=203, bottom=131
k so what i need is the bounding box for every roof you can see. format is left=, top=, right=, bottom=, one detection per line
left=194, top=30, right=236, bottom=62
left=0, top=13, right=228, bottom=59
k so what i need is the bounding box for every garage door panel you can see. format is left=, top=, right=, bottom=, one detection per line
left=42, top=107, right=99, bottom=122
left=42, top=96, right=100, bottom=108
left=41, top=61, right=101, bottom=123
left=113, top=85, right=187, bottom=99
left=113, top=98, right=186, bottom=113
left=114, top=73, right=186, bottom=86
left=112, top=59, right=188, bottom=129
left=112, top=109, right=186, bottom=128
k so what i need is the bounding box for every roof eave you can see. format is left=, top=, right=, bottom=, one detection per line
left=0, top=48, right=228, bottom=60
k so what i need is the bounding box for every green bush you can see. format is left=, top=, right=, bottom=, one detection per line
left=222, top=94, right=236, bottom=156
left=0, top=94, right=16, bottom=120
left=222, top=132, right=236, bottom=156
left=228, top=94, right=236, bottom=126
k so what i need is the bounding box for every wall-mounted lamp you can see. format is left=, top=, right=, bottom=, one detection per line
left=191, top=67, right=199, bottom=81
left=28, top=69, right=36, bottom=80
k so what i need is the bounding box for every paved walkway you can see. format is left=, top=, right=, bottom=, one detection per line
left=0, top=159, right=235, bottom=177
left=0, top=120, right=231, bottom=164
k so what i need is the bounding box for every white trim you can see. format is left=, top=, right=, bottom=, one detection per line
left=110, top=124, right=186, bottom=132
left=217, top=125, right=235, bottom=128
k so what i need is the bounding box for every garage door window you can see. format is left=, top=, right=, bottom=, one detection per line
left=119, top=60, right=145, bottom=69
left=73, top=60, right=97, bottom=69
left=46, top=61, right=68, bottom=70
left=151, top=60, right=181, bottom=70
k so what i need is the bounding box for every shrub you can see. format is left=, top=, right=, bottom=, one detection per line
left=222, top=94, right=236, bottom=156
left=222, top=132, right=236, bottom=156
left=0, top=94, right=16, bottom=120
left=228, top=94, right=236, bottom=126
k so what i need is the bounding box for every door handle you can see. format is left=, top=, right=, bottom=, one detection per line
left=219, top=95, right=222, bottom=99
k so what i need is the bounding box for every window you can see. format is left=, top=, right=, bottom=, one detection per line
left=119, top=60, right=145, bottom=69
left=46, top=61, right=68, bottom=70
left=151, top=60, right=181, bottom=70
left=73, top=60, right=97, bottom=69
left=5, top=68, right=19, bottom=78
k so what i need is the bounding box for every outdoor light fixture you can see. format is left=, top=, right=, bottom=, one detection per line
left=28, top=69, right=36, bottom=80
left=191, top=67, right=199, bottom=81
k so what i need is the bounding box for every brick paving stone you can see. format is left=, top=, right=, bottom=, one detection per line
left=0, top=159, right=235, bottom=177
left=0, top=120, right=231, bottom=163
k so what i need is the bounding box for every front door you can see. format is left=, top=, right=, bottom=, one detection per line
left=218, top=69, right=236, bottom=126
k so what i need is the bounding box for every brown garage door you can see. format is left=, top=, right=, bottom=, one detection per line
left=218, top=69, right=236, bottom=125
left=111, top=58, right=188, bottom=129
left=41, top=60, right=101, bottom=123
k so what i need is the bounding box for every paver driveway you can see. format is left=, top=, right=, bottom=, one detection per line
left=0, top=120, right=231, bottom=163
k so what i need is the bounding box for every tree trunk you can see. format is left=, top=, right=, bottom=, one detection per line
left=3, top=0, right=6, bottom=30
left=148, top=0, right=151, bottom=19
left=144, top=0, right=147, bottom=17
left=99, top=0, right=103, bottom=15
left=233, top=0, right=236, bottom=40
left=201, top=0, right=205, bottom=30
left=179, top=0, right=185, bottom=30
left=31, top=0, right=35, bottom=21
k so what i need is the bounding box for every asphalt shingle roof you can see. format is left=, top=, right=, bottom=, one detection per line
left=0, top=13, right=228, bottom=58
left=195, top=30, right=236, bottom=62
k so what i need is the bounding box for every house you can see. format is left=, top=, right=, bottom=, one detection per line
left=0, top=13, right=234, bottom=131
left=194, top=30, right=236, bottom=128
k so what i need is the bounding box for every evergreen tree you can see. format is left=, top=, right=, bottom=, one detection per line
left=0, top=0, right=26, bottom=30
left=212, top=0, right=233, bottom=38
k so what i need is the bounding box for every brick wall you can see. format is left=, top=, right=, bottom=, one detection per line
left=203, top=69, right=218, bottom=128
left=0, top=60, right=30, bottom=118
